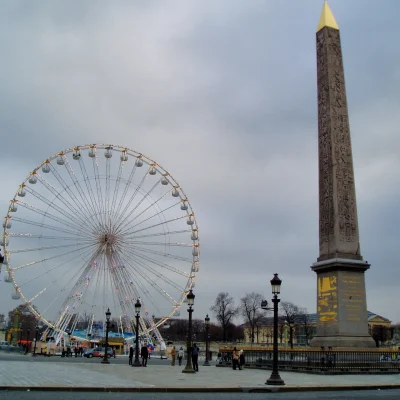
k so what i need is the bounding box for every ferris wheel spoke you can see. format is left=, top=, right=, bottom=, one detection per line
left=108, top=252, right=160, bottom=317
left=122, top=215, right=187, bottom=236
left=16, top=245, right=97, bottom=288
left=124, top=229, right=191, bottom=240
left=122, top=248, right=186, bottom=292
left=113, top=162, right=138, bottom=227
left=61, top=158, right=102, bottom=230
left=25, top=185, right=88, bottom=230
left=92, top=154, right=107, bottom=229
left=117, top=245, right=190, bottom=278
left=121, top=239, right=192, bottom=248
left=49, top=163, right=101, bottom=233
left=105, top=157, right=112, bottom=225
left=126, top=244, right=193, bottom=263
left=110, top=158, right=125, bottom=223
left=118, top=200, right=180, bottom=238
left=16, top=200, right=93, bottom=236
left=114, top=179, right=160, bottom=234
left=10, top=216, right=92, bottom=238
left=11, top=242, right=98, bottom=271
left=78, top=157, right=103, bottom=228
left=11, top=242, right=96, bottom=254
left=8, top=233, right=95, bottom=242
left=34, top=173, right=98, bottom=232
left=53, top=248, right=103, bottom=329
left=120, top=250, right=180, bottom=304
left=113, top=170, right=149, bottom=230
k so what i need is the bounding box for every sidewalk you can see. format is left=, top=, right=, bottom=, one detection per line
left=0, top=359, right=400, bottom=392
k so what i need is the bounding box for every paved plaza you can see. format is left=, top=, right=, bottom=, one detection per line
left=1, top=355, right=400, bottom=392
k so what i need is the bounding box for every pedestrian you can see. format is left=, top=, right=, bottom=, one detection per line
left=112, top=347, right=116, bottom=358
left=232, top=347, right=239, bottom=370
left=239, top=350, right=245, bottom=370
left=129, top=345, right=134, bottom=365
left=79, top=346, right=83, bottom=357
left=192, top=343, right=199, bottom=372
left=148, top=345, right=152, bottom=359
left=141, top=344, right=149, bottom=367
left=74, top=346, right=78, bottom=358
left=170, top=345, right=176, bottom=366
left=178, top=346, right=184, bottom=366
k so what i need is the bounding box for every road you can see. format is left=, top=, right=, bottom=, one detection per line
left=0, top=390, right=399, bottom=400
left=0, top=352, right=190, bottom=366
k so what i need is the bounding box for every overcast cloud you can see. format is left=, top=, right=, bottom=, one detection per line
left=1, top=0, right=400, bottom=325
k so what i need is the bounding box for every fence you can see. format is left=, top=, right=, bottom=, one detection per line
left=217, top=347, right=400, bottom=374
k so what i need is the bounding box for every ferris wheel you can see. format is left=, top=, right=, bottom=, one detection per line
left=1, top=144, right=199, bottom=343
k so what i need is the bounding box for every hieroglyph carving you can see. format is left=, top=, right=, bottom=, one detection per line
left=317, top=27, right=359, bottom=255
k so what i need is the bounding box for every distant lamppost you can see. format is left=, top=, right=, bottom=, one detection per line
left=182, top=289, right=195, bottom=373
left=25, top=328, right=30, bottom=354
left=266, top=273, right=285, bottom=386
left=203, top=314, right=210, bottom=366
left=18, top=323, right=23, bottom=346
left=32, top=325, right=39, bottom=356
left=101, top=308, right=111, bottom=364
left=133, top=299, right=142, bottom=367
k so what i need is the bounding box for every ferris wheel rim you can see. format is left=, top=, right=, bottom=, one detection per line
left=2, top=143, right=200, bottom=338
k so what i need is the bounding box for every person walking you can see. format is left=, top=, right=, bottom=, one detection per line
left=178, top=346, right=184, bottom=366
left=192, top=343, right=199, bottom=372
left=141, top=344, right=149, bottom=367
left=232, top=347, right=239, bottom=370
left=129, top=345, right=134, bottom=365
left=239, top=349, right=245, bottom=370
left=170, top=345, right=176, bottom=366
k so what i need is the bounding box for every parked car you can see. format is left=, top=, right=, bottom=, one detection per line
left=0, top=341, right=12, bottom=349
left=84, top=347, right=112, bottom=358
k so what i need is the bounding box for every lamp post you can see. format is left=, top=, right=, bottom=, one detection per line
left=32, top=325, right=39, bottom=356
left=182, top=289, right=195, bottom=373
left=18, top=323, right=23, bottom=346
left=203, top=314, right=210, bottom=366
left=101, top=308, right=111, bottom=364
left=25, top=328, right=30, bottom=354
left=133, top=299, right=142, bottom=367
left=266, top=273, right=285, bottom=386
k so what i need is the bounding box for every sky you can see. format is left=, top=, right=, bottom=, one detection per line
left=1, top=0, right=400, bottom=327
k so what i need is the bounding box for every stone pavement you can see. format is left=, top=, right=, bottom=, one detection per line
left=1, top=357, right=400, bottom=392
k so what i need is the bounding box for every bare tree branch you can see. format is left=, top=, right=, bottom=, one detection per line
left=210, top=292, right=239, bottom=341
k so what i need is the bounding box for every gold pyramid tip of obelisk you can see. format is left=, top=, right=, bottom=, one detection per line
left=317, top=1, right=339, bottom=32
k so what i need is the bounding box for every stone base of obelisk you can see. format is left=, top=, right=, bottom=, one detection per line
left=310, top=258, right=376, bottom=349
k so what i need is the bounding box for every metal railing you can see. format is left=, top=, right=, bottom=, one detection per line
left=217, top=347, right=400, bottom=374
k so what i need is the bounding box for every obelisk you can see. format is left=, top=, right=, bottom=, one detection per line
left=310, top=1, right=375, bottom=348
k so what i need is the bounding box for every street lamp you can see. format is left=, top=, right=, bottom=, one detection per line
left=32, top=325, right=39, bottom=356
left=182, top=289, right=195, bottom=373
left=203, top=314, right=210, bottom=366
left=25, top=328, right=30, bottom=355
left=18, top=323, right=23, bottom=346
left=133, top=299, right=142, bottom=367
left=266, top=273, right=285, bottom=386
left=101, top=308, right=111, bottom=364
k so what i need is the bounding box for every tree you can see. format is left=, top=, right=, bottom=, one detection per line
left=210, top=292, right=239, bottom=341
left=240, top=292, right=265, bottom=343
left=8, top=304, right=39, bottom=343
left=295, top=308, right=313, bottom=346
left=280, top=301, right=300, bottom=348
left=371, top=325, right=392, bottom=347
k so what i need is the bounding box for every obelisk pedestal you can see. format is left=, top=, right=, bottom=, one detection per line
left=310, top=1, right=375, bottom=348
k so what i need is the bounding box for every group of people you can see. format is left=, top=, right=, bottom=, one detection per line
left=169, top=345, right=186, bottom=367
left=170, top=344, right=199, bottom=371
left=129, top=344, right=150, bottom=366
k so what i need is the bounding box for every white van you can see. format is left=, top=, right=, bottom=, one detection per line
left=0, top=341, right=11, bottom=349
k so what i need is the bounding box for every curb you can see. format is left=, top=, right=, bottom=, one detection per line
left=1, top=384, right=400, bottom=393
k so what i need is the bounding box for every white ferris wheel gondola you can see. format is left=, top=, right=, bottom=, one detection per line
left=2, top=144, right=200, bottom=344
